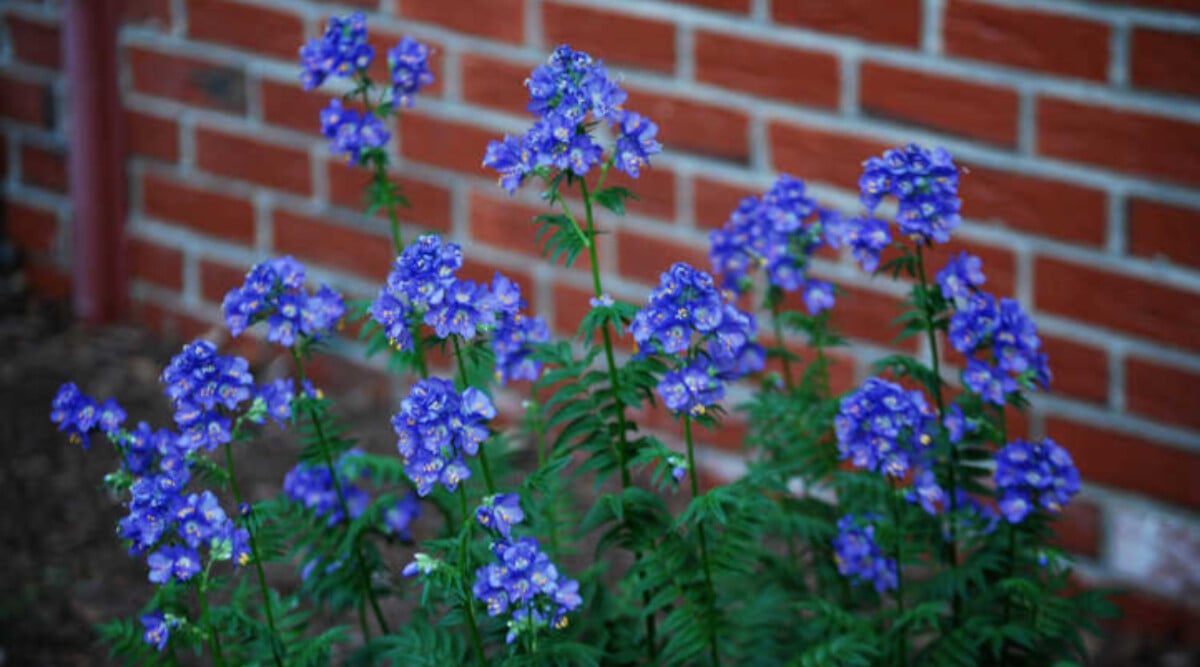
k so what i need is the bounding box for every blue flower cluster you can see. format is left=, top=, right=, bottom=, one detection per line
left=631, top=262, right=764, bottom=415
left=388, top=36, right=434, bottom=108
left=391, top=377, right=495, bottom=496
left=384, top=491, right=423, bottom=542
left=370, top=234, right=514, bottom=349
left=476, top=493, right=525, bottom=540
left=938, top=254, right=1050, bottom=405
left=472, top=497, right=581, bottom=644
left=160, top=340, right=255, bottom=452
left=141, top=612, right=176, bottom=651
left=709, top=175, right=838, bottom=312
left=299, top=12, right=373, bottom=91
left=994, top=438, right=1080, bottom=524
left=320, top=98, right=389, bottom=164
left=254, top=377, right=315, bottom=429
left=832, top=143, right=961, bottom=272
left=222, top=256, right=345, bottom=347
left=283, top=449, right=371, bottom=526
left=483, top=45, right=661, bottom=193
left=51, top=382, right=125, bottom=449
left=832, top=515, right=898, bottom=594
left=835, top=377, right=936, bottom=480
left=490, top=274, right=550, bottom=385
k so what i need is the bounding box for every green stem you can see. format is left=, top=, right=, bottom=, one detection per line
left=289, top=347, right=391, bottom=637
left=1000, top=524, right=1017, bottom=667
left=578, top=178, right=657, bottom=662
left=888, top=478, right=908, bottom=667
left=452, top=336, right=495, bottom=494
left=222, top=439, right=285, bottom=667
left=358, top=82, right=404, bottom=256
left=914, top=243, right=961, bottom=626
left=457, top=486, right=488, bottom=666
left=768, top=294, right=795, bottom=391
left=196, top=570, right=228, bottom=667
left=684, top=417, right=722, bottom=667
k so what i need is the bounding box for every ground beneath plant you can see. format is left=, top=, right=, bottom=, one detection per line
left=0, top=296, right=1196, bottom=666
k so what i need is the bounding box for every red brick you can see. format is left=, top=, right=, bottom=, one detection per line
left=1132, top=28, right=1200, bottom=97
left=187, top=0, right=303, bottom=59
left=693, top=178, right=755, bottom=230
left=0, top=73, right=51, bottom=127
left=1035, top=256, right=1200, bottom=352
left=20, top=144, right=68, bottom=193
left=769, top=122, right=890, bottom=188
left=1040, top=334, right=1107, bottom=406
left=1128, top=199, right=1200, bottom=269
left=260, top=79, right=348, bottom=135
left=1039, top=98, right=1200, bottom=186
left=199, top=259, right=248, bottom=304
left=944, top=1, right=1108, bottom=81
left=125, top=109, right=179, bottom=162
left=4, top=201, right=57, bottom=253
left=326, top=160, right=452, bottom=233
left=400, top=0, right=523, bottom=44
left=1106, top=590, right=1200, bottom=645
left=1051, top=498, right=1101, bottom=559
left=129, top=237, right=184, bottom=290
left=695, top=32, right=839, bottom=109
left=272, top=210, right=392, bottom=281
left=0, top=134, right=6, bottom=180
left=141, top=172, right=256, bottom=243
left=1046, top=417, right=1200, bottom=509
left=26, top=261, right=71, bottom=299
left=614, top=227, right=709, bottom=287
left=398, top=114, right=495, bottom=178
left=456, top=258, right=534, bottom=302
left=132, top=300, right=209, bottom=341
left=1126, top=357, right=1200, bottom=431
left=468, top=191, right=592, bottom=271
left=460, top=54, right=531, bottom=116
left=121, top=0, right=172, bottom=26
left=601, top=167, right=677, bottom=222
left=129, top=47, right=246, bottom=114
left=1095, top=0, right=1200, bottom=11
left=959, top=165, right=1106, bottom=246
left=860, top=63, right=1019, bottom=147
left=773, top=0, right=921, bottom=47
left=7, top=15, right=61, bottom=69
left=827, top=284, right=918, bottom=352
left=626, top=87, right=749, bottom=162
left=659, top=0, right=749, bottom=12
left=195, top=126, right=311, bottom=194
left=543, top=3, right=676, bottom=73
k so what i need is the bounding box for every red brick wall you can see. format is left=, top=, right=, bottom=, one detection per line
left=4, top=0, right=1200, bottom=641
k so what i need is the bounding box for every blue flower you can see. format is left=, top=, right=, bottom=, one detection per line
left=472, top=536, right=581, bottom=644
left=283, top=449, right=371, bottom=525
left=943, top=403, right=975, bottom=444
left=906, top=469, right=946, bottom=516
left=160, top=340, right=254, bottom=451
left=388, top=36, right=434, bottom=108
left=657, top=360, right=726, bottom=416
left=299, top=12, right=373, bottom=90
left=321, top=98, right=389, bottom=164
left=256, top=378, right=296, bottom=428
left=484, top=45, right=658, bottom=192
left=50, top=383, right=103, bottom=448
left=174, top=490, right=229, bottom=549
left=835, top=377, right=936, bottom=479
left=490, top=275, right=550, bottom=385
left=476, top=493, right=525, bottom=539
left=708, top=175, right=836, bottom=307
left=384, top=491, right=422, bottom=542
left=828, top=215, right=891, bottom=274
left=141, top=612, right=172, bottom=651
left=833, top=515, right=897, bottom=594
left=147, top=545, right=201, bottom=584
left=370, top=234, right=465, bottom=350
left=424, top=278, right=498, bottom=340
left=936, top=252, right=985, bottom=308
left=859, top=143, right=961, bottom=244
left=222, top=257, right=345, bottom=345
left=391, top=378, right=495, bottom=496
left=994, top=438, right=1080, bottom=523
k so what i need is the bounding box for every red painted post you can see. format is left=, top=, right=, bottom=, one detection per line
left=66, top=0, right=126, bottom=323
